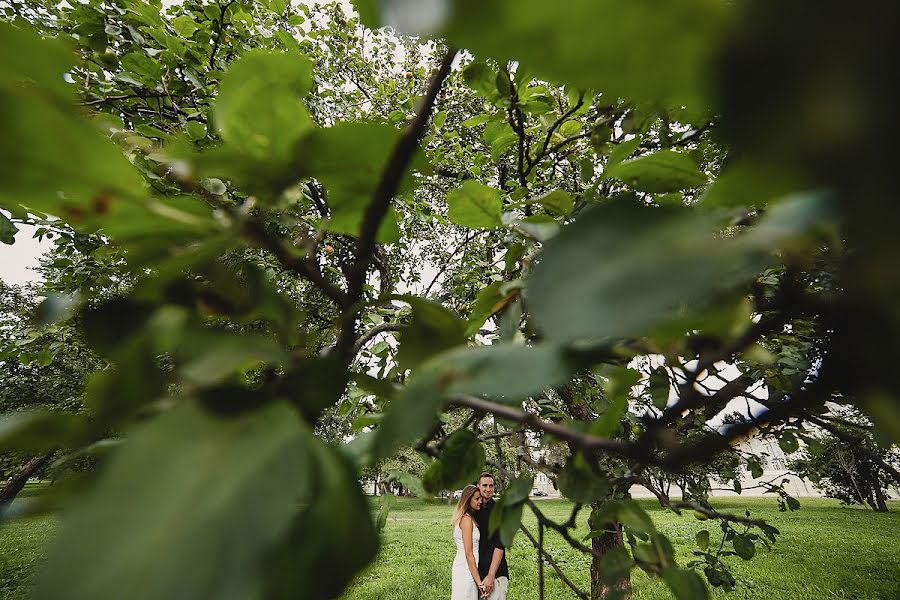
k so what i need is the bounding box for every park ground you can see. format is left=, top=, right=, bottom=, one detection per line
left=1, top=493, right=898, bottom=600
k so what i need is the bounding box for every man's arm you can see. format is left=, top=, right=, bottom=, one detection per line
left=482, top=547, right=504, bottom=595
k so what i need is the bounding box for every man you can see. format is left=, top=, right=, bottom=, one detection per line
left=473, top=472, right=509, bottom=599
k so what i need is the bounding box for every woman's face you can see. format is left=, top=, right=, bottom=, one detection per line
left=469, top=492, right=483, bottom=511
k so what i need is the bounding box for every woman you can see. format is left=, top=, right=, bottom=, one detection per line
left=451, top=484, right=485, bottom=600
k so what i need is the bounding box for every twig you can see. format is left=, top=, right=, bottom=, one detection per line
left=208, top=0, right=238, bottom=69
left=351, top=322, right=403, bottom=357
left=518, top=524, right=589, bottom=600
left=451, top=395, right=633, bottom=456
left=422, top=230, right=477, bottom=296
left=337, top=48, right=457, bottom=356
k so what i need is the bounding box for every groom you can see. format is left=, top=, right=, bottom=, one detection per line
left=474, top=472, right=509, bottom=600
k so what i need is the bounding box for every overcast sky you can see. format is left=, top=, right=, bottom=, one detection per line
left=0, top=220, right=50, bottom=286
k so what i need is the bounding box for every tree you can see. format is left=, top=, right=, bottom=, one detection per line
left=790, top=409, right=900, bottom=512
left=0, top=1, right=898, bottom=600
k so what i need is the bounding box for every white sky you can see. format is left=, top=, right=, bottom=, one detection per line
left=0, top=220, right=50, bottom=286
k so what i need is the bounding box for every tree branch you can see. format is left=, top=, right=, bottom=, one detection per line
left=337, top=48, right=457, bottom=355
left=208, top=0, right=238, bottom=69
left=351, top=322, right=403, bottom=357
left=451, top=395, right=633, bottom=456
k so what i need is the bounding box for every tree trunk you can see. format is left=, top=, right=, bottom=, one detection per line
left=872, top=477, right=889, bottom=512
left=0, top=453, right=52, bottom=508
left=590, top=522, right=631, bottom=600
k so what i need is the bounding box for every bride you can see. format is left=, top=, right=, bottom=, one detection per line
left=451, top=485, right=486, bottom=600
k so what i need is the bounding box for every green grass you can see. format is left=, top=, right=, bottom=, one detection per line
left=0, top=515, right=56, bottom=600
left=1, top=497, right=897, bottom=599
left=342, top=497, right=900, bottom=600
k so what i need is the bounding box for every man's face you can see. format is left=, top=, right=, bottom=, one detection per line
left=478, top=477, right=494, bottom=501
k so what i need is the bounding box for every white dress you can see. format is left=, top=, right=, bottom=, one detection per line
left=451, top=519, right=481, bottom=600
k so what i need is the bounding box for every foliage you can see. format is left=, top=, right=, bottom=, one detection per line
left=0, top=1, right=898, bottom=599
left=789, top=409, right=900, bottom=512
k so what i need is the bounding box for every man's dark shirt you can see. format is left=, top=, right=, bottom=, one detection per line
left=474, top=498, right=510, bottom=580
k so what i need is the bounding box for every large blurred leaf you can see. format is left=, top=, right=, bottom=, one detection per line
left=214, top=49, right=314, bottom=162
left=422, top=428, right=485, bottom=493
left=662, top=566, right=710, bottom=600
left=604, top=150, right=707, bottom=193
left=176, top=330, right=288, bottom=387
left=528, top=194, right=834, bottom=343
left=34, top=401, right=311, bottom=600
left=558, top=456, right=609, bottom=504
left=372, top=343, right=575, bottom=459
left=396, top=297, right=468, bottom=369
left=0, top=24, right=143, bottom=220
left=488, top=493, right=524, bottom=548
left=297, top=122, right=413, bottom=242
left=0, top=411, right=85, bottom=453
left=369, top=0, right=728, bottom=108
left=263, top=438, right=380, bottom=600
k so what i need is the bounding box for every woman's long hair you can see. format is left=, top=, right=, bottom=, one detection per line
left=451, top=485, right=480, bottom=528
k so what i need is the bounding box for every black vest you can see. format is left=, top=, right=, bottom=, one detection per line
left=474, top=498, right=510, bottom=580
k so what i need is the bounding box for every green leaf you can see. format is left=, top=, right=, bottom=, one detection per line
left=695, top=529, right=710, bottom=551
left=121, top=52, right=162, bottom=85
left=433, top=110, right=448, bottom=129
left=528, top=195, right=833, bottom=343
left=662, top=566, right=710, bottom=600
left=0, top=24, right=143, bottom=220
left=592, top=365, right=639, bottom=437
left=352, top=0, right=379, bottom=28
left=184, top=120, right=207, bottom=141
left=0, top=211, right=17, bottom=245
left=747, top=456, right=764, bottom=479
left=462, top=62, right=498, bottom=97
left=606, top=138, right=642, bottom=169
left=214, top=49, right=314, bottom=161
left=597, top=547, right=634, bottom=585
left=778, top=432, right=800, bottom=454
left=171, top=15, right=199, bottom=38
left=504, top=475, right=535, bottom=505
left=699, top=161, right=801, bottom=208
left=396, top=297, right=468, bottom=370
left=441, top=0, right=726, bottom=107
left=604, top=150, right=707, bottom=193
left=34, top=401, right=311, bottom=600
left=276, top=357, right=350, bottom=422
left=592, top=499, right=656, bottom=534
left=422, top=429, right=485, bottom=493
left=177, top=331, right=287, bottom=387
left=466, top=282, right=518, bottom=336
left=558, top=458, right=609, bottom=504
left=447, top=181, right=503, bottom=229
left=488, top=495, right=524, bottom=548
left=462, top=113, right=494, bottom=128
left=648, top=367, right=670, bottom=409
left=559, top=120, right=582, bottom=137
left=372, top=343, right=574, bottom=459
left=0, top=411, right=84, bottom=453
left=534, top=189, right=574, bottom=216
left=299, top=122, right=414, bottom=242
left=732, top=534, right=756, bottom=560
left=263, top=437, right=380, bottom=600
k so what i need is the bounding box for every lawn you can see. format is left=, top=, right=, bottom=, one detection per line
left=342, top=497, right=900, bottom=600
left=1, top=497, right=897, bottom=599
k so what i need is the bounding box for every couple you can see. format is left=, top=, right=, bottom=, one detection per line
left=451, top=472, right=510, bottom=600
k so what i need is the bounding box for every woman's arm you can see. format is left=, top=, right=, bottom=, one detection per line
left=460, top=515, right=482, bottom=587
